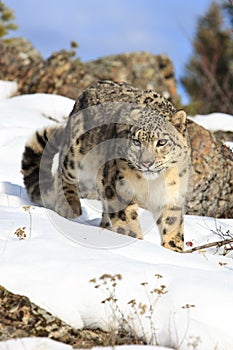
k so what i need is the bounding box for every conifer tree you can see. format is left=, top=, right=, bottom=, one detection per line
left=0, top=1, right=17, bottom=38
left=223, top=0, right=233, bottom=29
left=181, top=1, right=233, bottom=114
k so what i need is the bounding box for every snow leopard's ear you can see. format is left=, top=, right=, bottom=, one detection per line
left=170, top=110, right=187, bottom=134
left=130, top=108, right=142, bottom=121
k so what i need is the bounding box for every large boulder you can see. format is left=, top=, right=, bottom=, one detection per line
left=0, top=39, right=178, bottom=103
left=187, top=120, right=233, bottom=217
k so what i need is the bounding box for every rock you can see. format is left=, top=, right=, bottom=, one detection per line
left=0, top=39, right=178, bottom=103
left=187, top=120, right=233, bottom=217
left=0, top=285, right=79, bottom=344
left=0, top=38, right=43, bottom=93
left=214, top=130, right=233, bottom=142
left=84, top=52, right=178, bottom=101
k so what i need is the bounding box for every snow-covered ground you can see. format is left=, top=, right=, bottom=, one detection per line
left=0, top=80, right=18, bottom=100
left=1, top=340, right=178, bottom=350
left=189, top=113, right=233, bottom=132
left=0, top=338, right=172, bottom=350
left=0, top=82, right=233, bottom=350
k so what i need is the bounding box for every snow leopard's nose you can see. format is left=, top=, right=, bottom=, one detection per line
left=142, top=161, right=154, bottom=169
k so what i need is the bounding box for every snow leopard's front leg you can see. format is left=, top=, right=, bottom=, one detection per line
left=155, top=165, right=189, bottom=252
left=54, top=147, right=82, bottom=219
left=100, top=200, right=143, bottom=239
left=156, top=205, right=184, bottom=252
left=99, top=160, right=143, bottom=239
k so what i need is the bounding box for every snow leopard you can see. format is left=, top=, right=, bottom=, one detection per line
left=21, top=80, right=191, bottom=252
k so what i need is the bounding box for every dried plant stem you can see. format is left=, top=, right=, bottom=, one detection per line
left=184, top=238, right=233, bottom=253
left=22, top=205, right=33, bottom=238
left=28, top=209, right=32, bottom=238
left=177, top=308, right=191, bottom=349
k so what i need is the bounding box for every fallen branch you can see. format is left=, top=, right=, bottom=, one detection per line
left=183, top=238, right=233, bottom=253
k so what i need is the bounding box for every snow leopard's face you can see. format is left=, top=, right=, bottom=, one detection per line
left=124, top=110, right=189, bottom=178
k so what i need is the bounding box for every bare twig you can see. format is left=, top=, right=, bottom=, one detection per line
left=42, top=113, right=60, bottom=123
left=23, top=205, right=33, bottom=238
left=184, top=238, right=233, bottom=253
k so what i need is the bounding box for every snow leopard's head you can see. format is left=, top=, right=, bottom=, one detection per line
left=124, top=109, right=189, bottom=178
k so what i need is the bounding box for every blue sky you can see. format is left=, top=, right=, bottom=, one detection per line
left=5, top=0, right=214, bottom=103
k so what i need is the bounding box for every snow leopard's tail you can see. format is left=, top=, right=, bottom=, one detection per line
left=21, top=124, right=65, bottom=206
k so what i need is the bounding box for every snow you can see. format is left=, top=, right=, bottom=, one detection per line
left=0, top=338, right=171, bottom=350
left=0, top=338, right=73, bottom=350
left=188, top=113, right=233, bottom=132
left=0, top=80, right=18, bottom=99
left=0, top=85, right=233, bottom=350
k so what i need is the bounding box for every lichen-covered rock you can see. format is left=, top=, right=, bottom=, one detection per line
left=0, top=285, right=79, bottom=343
left=0, top=39, right=178, bottom=103
left=187, top=120, right=233, bottom=217
left=83, top=52, right=177, bottom=101
left=0, top=38, right=43, bottom=92
left=214, top=130, right=233, bottom=142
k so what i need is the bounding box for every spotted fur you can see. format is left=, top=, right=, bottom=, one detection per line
left=22, top=81, right=191, bottom=252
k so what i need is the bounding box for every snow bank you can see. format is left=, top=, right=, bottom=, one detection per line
left=0, top=80, right=18, bottom=99
left=0, top=92, right=74, bottom=123
left=189, top=113, right=233, bottom=132
left=0, top=338, right=172, bottom=350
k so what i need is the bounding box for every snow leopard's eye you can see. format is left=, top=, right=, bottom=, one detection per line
left=132, top=139, right=141, bottom=147
left=156, top=139, right=168, bottom=147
